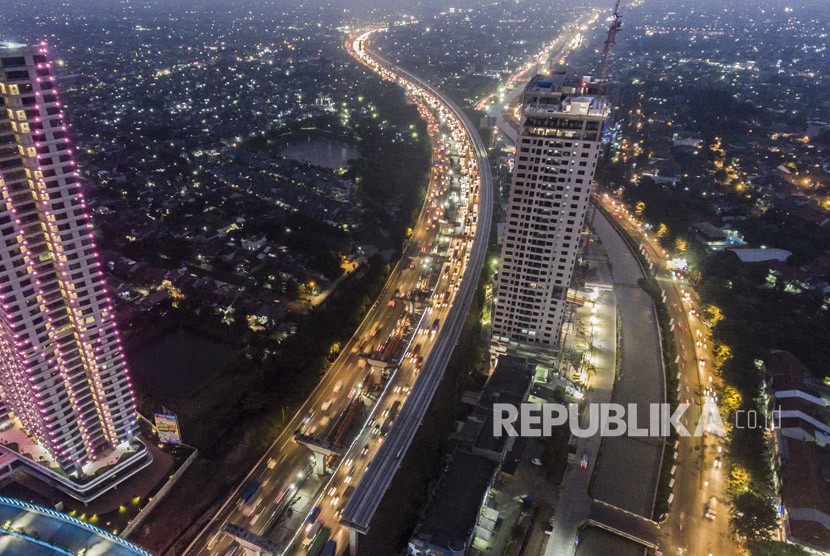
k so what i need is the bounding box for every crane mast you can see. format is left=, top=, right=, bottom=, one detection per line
left=597, top=0, right=622, bottom=94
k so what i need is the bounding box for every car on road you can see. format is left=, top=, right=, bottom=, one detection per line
left=345, top=465, right=356, bottom=483
left=579, top=454, right=589, bottom=469
left=318, top=539, right=337, bottom=556
left=531, top=457, right=542, bottom=466
left=239, top=479, right=261, bottom=505
left=704, top=496, right=717, bottom=520
left=302, top=520, right=324, bottom=547
left=206, top=527, right=222, bottom=550
left=544, top=511, right=556, bottom=535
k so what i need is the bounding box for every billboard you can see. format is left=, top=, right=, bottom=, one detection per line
left=154, top=412, right=181, bottom=444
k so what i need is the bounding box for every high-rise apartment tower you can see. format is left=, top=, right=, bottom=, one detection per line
left=0, top=42, right=137, bottom=474
left=492, top=73, right=609, bottom=351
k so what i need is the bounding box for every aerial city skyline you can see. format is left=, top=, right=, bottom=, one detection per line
left=0, top=1, right=828, bottom=555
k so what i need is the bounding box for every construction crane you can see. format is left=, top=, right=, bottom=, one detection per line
left=597, top=0, right=623, bottom=94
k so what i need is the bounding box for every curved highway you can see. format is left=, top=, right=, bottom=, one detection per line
left=337, top=29, right=493, bottom=540
left=183, top=26, right=492, bottom=556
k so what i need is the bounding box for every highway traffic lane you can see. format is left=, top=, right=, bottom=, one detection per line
left=280, top=295, right=451, bottom=554
left=285, top=383, right=415, bottom=552
left=335, top=32, right=492, bottom=543
left=201, top=267, right=442, bottom=552
left=654, top=278, right=736, bottom=556
left=274, top=306, right=449, bottom=554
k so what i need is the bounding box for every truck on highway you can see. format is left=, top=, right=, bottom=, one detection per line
left=239, top=479, right=261, bottom=504
left=303, top=520, right=324, bottom=547
left=363, top=370, right=379, bottom=392
left=342, top=485, right=356, bottom=502
left=318, top=540, right=337, bottom=556
left=307, top=527, right=331, bottom=555
left=238, top=479, right=263, bottom=517
left=381, top=334, right=402, bottom=361
left=305, top=505, right=322, bottom=525
left=388, top=400, right=401, bottom=420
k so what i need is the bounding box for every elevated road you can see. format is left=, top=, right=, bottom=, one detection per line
left=339, top=31, right=493, bottom=539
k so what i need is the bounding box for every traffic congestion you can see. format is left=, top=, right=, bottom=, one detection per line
left=189, top=26, right=486, bottom=556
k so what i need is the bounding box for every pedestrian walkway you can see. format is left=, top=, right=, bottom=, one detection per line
left=587, top=499, right=661, bottom=549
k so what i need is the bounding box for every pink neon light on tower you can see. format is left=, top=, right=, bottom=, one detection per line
left=0, top=43, right=137, bottom=474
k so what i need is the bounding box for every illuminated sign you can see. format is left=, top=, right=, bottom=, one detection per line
left=154, top=412, right=181, bottom=444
